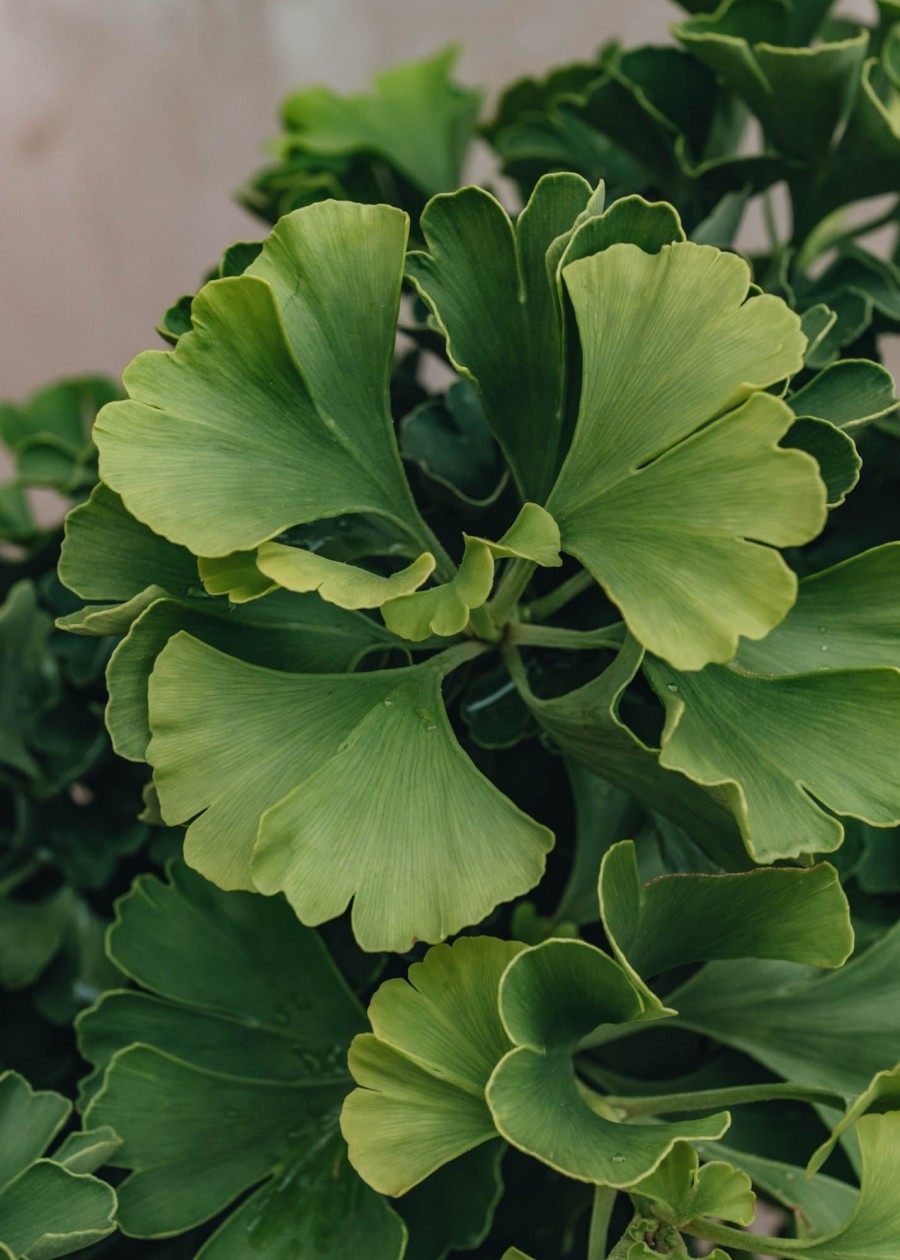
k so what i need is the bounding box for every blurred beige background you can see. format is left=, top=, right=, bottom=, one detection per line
left=0, top=0, right=682, bottom=400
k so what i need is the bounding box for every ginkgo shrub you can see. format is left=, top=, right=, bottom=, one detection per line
left=2, top=2, right=900, bottom=1257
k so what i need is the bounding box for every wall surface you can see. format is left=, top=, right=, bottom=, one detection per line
left=0, top=0, right=679, bottom=399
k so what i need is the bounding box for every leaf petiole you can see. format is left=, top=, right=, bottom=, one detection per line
left=524, top=569, right=594, bottom=620
left=602, top=1081, right=845, bottom=1119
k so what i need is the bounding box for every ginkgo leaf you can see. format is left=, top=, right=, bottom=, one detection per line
left=685, top=1112, right=900, bottom=1259
left=147, top=635, right=552, bottom=951
left=505, top=635, right=743, bottom=867
left=198, top=551, right=278, bottom=603
left=77, top=861, right=407, bottom=1258
left=256, top=544, right=436, bottom=610
left=95, top=201, right=434, bottom=560
left=669, top=921, right=900, bottom=1095
left=381, top=538, right=494, bottom=641
left=342, top=937, right=523, bottom=1195
left=644, top=546, right=900, bottom=862
left=807, top=1064, right=900, bottom=1176
left=788, top=359, right=898, bottom=430
left=646, top=655, right=900, bottom=863
left=0, top=1072, right=117, bottom=1259
left=486, top=940, right=730, bottom=1186
left=598, top=840, right=853, bottom=1010
left=733, top=544, right=900, bottom=675
left=382, top=504, right=561, bottom=641
left=632, top=1142, right=755, bottom=1227
left=545, top=242, right=823, bottom=670
left=676, top=2, right=868, bottom=163
left=58, top=483, right=197, bottom=606
left=279, top=46, right=482, bottom=197
left=406, top=175, right=596, bottom=500
left=106, top=589, right=400, bottom=761
left=475, top=502, right=562, bottom=567
left=693, top=1140, right=859, bottom=1237
left=781, top=418, right=860, bottom=508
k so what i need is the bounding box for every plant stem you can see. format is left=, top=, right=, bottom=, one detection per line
left=603, top=1081, right=843, bottom=1118
left=467, top=604, right=503, bottom=644
left=683, top=1216, right=809, bottom=1257
left=488, top=557, right=537, bottom=628
left=511, top=622, right=625, bottom=652
left=525, top=570, right=593, bottom=621
left=587, top=1186, right=617, bottom=1260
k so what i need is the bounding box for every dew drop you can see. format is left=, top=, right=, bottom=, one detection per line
left=426, top=723, right=437, bottom=731
left=818, top=625, right=827, bottom=633
left=820, top=644, right=828, bottom=652
left=383, top=698, right=393, bottom=707
left=666, top=683, right=679, bottom=693
left=612, top=1154, right=627, bottom=1165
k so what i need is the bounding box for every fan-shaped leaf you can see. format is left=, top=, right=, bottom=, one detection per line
left=546, top=242, right=821, bottom=669
left=78, top=862, right=405, bottom=1258
left=148, top=635, right=552, bottom=950
left=95, top=202, right=432, bottom=559
left=342, top=937, right=522, bottom=1195
left=486, top=940, right=730, bottom=1185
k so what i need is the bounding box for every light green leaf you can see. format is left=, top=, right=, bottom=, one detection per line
left=381, top=504, right=561, bottom=640
left=0, top=1072, right=116, bottom=1259
left=734, top=544, right=900, bottom=675
left=670, top=921, right=900, bottom=1095
left=406, top=175, right=595, bottom=500
left=381, top=537, right=493, bottom=641
left=788, top=360, right=898, bottom=431
left=632, top=1142, right=755, bottom=1227
left=808, top=1065, right=900, bottom=1176
left=476, top=502, right=562, bottom=567
left=486, top=940, right=730, bottom=1185
left=599, top=840, right=852, bottom=1010
left=105, top=588, right=398, bottom=761
left=198, top=551, right=278, bottom=603
left=148, top=635, right=551, bottom=950
left=256, top=544, right=435, bottom=609
left=280, top=47, right=481, bottom=196
left=646, top=656, right=900, bottom=863
left=77, top=861, right=405, bottom=1257
left=694, top=1141, right=859, bottom=1236
left=95, top=201, right=431, bottom=558
left=688, top=1112, right=900, bottom=1258
left=342, top=938, right=522, bottom=1195
left=546, top=242, right=820, bottom=670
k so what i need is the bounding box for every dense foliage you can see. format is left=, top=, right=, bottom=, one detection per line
left=2, top=1, right=900, bottom=1256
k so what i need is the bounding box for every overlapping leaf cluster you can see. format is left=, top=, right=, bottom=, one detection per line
left=0, top=379, right=182, bottom=1104
left=2, top=1, right=900, bottom=1256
